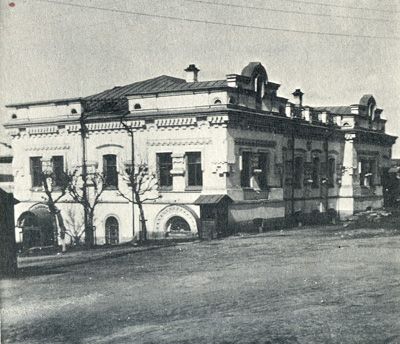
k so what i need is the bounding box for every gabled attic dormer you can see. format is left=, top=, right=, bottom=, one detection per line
left=225, top=62, right=286, bottom=113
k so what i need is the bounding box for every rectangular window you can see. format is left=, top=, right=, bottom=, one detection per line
left=311, top=157, right=320, bottom=189
left=103, top=154, right=118, bottom=188
left=187, top=152, right=202, bottom=187
left=258, top=153, right=269, bottom=190
left=157, top=153, right=173, bottom=189
left=30, top=156, right=42, bottom=187
left=52, top=156, right=64, bottom=187
left=359, top=159, right=375, bottom=187
left=294, top=156, right=303, bottom=189
left=328, top=158, right=335, bottom=188
left=240, top=151, right=252, bottom=187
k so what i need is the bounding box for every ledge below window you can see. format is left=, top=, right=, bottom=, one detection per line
left=185, top=186, right=202, bottom=192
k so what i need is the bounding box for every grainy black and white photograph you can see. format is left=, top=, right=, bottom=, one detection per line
left=0, top=0, right=400, bottom=343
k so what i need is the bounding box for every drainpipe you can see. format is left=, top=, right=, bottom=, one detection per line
left=291, top=123, right=295, bottom=218
left=120, top=114, right=135, bottom=241
left=324, top=131, right=329, bottom=214
left=79, top=112, right=91, bottom=247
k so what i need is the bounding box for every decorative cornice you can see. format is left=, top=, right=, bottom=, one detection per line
left=67, top=120, right=145, bottom=133
left=26, top=144, right=70, bottom=151
left=155, top=117, right=196, bottom=127
left=234, top=138, right=276, bottom=148
left=147, top=138, right=212, bottom=146
left=27, top=126, right=58, bottom=135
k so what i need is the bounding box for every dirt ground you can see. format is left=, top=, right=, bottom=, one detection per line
left=1, top=225, right=400, bottom=344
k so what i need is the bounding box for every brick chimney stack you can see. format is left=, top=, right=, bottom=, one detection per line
left=292, top=89, right=304, bottom=107
left=184, top=64, right=200, bottom=83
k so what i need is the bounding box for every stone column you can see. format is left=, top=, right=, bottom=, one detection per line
left=338, top=133, right=357, bottom=218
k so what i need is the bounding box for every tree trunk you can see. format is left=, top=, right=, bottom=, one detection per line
left=56, top=211, right=67, bottom=253
left=85, top=210, right=95, bottom=248
left=135, top=193, right=147, bottom=242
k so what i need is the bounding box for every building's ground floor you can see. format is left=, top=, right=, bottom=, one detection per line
left=14, top=190, right=385, bottom=249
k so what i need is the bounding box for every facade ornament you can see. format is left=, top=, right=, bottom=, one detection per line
left=147, top=138, right=212, bottom=146
left=234, top=138, right=276, bottom=148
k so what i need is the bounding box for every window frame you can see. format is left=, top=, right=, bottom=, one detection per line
left=30, top=156, right=42, bottom=188
left=51, top=155, right=64, bottom=188
left=103, top=154, right=118, bottom=189
left=240, top=151, right=252, bottom=188
left=186, top=151, right=203, bottom=189
left=156, top=152, right=173, bottom=190
left=311, top=156, right=320, bottom=189
left=327, top=157, right=335, bottom=188
left=294, top=156, right=304, bottom=189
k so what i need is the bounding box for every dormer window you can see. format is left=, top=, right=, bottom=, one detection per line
left=254, top=76, right=265, bottom=102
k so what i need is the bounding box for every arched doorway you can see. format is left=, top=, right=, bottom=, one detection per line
left=105, top=216, right=119, bottom=244
left=17, top=205, right=55, bottom=249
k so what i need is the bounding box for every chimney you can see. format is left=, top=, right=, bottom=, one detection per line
left=292, top=89, right=304, bottom=107
left=184, top=64, right=200, bottom=82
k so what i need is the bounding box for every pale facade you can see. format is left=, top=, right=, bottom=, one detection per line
left=4, top=62, right=396, bottom=245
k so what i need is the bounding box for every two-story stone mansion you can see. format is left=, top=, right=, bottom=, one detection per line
left=4, top=62, right=397, bottom=246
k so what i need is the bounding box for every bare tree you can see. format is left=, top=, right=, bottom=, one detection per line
left=40, top=168, right=69, bottom=252
left=63, top=205, right=85, bottom=246
left=67, top=168, right=107, bottom=247
left=117, top=163, right=161, bottom=242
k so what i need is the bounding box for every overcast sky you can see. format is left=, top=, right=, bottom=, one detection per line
left=1, top=0, right=399, bottom=156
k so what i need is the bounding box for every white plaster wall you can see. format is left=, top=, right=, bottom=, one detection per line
left=229, top=201, right=285, bottom=223
left=7, top=102, right=82, bottom=122
left=129, top=91, right=228, bottom=111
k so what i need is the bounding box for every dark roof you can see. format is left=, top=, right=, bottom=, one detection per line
left=84, top=75, right=227, bottom=100
left=194, top=194, right=233, bottom=205
left=313, top=106, right=352, bottom=115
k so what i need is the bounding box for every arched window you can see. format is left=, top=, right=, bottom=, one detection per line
left=228, top=96, right=236, bottom=105
left=11, top=114, right=17, bottom=119
left=134, top=103, right=141, bottom=110
left=105, top=216, right=119, bottom=244
left=327, top=157, right=335, bottom=188
left=213, top=98, right=222, bottom=105
left=166, top=216, right=191, bottom=233
left=311, top=157, right=320, bottom=189
left=294, top=156, right=304, bottom=189
left=255, top=76, right=264, bottom=102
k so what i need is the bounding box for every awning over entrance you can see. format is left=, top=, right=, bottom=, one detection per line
left=194, top=194, right=233, bottom=205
